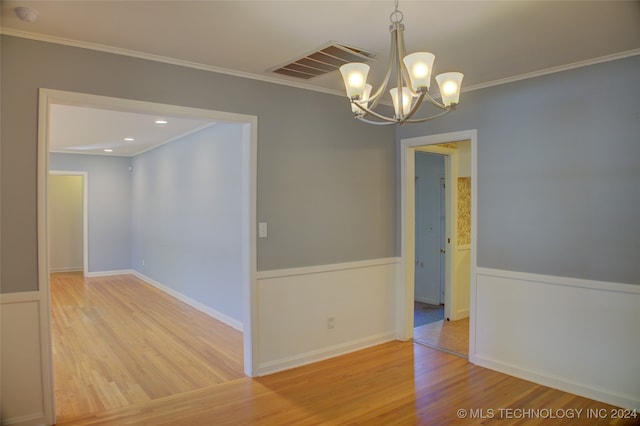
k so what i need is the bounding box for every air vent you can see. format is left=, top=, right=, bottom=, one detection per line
left=269, top=42, right=376, bottom=80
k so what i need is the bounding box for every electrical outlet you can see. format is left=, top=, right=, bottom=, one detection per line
left=328, top=317, right=335, bottom=329
left=142, top=259, right=145, bottom=266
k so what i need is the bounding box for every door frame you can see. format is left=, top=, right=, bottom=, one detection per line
left=37, top=88, right=259, bottom=424
left=398, top=130, right=477, bottom=355
left=48, top=171, right=89, bottom=276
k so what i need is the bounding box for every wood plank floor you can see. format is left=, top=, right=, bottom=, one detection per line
left=53, top=273, right=638, bottom=425
left=57, top=341, right=638, bottom=425
left=50, top=272, right=244, bottom=421
left=415, top=317, right=470, bottom=357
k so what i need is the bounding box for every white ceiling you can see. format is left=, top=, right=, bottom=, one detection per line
left=50, top=105, right=216, bottom=156
left=2, top=1, right=639, bottom=154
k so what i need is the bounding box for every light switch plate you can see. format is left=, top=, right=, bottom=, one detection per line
left=258, top=222, right=268, bottom=238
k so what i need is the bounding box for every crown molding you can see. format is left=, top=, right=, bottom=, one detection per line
left=462, top=48, right=640, bottom=93
left=0, top=28, right=346, bottom=98
left=2, top=28, right=639, bottom=99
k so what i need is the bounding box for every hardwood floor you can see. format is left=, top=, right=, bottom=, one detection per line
left=50, top=272, right=244, bottom=421
left=414, top=317, right=470, bottom=357
left=57, top=341, right=637, bottom=425
left=53, top=273, right=637, bottom=425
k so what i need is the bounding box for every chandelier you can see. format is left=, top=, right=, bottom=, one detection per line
left=339, top=0, right=464, bottom=125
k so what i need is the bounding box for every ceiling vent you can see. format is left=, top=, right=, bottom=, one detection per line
left=269, top=42, right=376, bottom=80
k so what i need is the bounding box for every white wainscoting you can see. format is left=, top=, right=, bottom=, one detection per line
left=0, top=292, right=54, bottom=426
left=453, top=246, right=471, bottom=319
left=256, top=258, right=400, bottom=375
left=472, top=267, right=640, bottom=410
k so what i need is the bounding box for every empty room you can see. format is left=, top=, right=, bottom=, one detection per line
left=1, top=1, right=639, bottom=425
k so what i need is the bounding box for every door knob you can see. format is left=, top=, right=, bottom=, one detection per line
left=440, top=249, right=446, bottom=254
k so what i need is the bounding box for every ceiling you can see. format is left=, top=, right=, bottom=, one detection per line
left=49, top=104, right=216, bottom=156
left=2, top=1, right=639, bottom=154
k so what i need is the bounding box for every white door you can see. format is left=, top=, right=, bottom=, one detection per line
left=414, top=152, right=445, bottom=306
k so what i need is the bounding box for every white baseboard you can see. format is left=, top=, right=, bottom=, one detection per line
left=415, top=296, right=440, bottom=305
left=84, top=269, right=134, bottom=277
left=131, top=271, right=243, bottom=332
left=472, top=353, right=639, bottom=411
left=257, top=331, right=396, bottom=376
left=454, top=308, right=469, bottom=319
left=49, top=266, right=83, bottom=273
left=473, top=267, right=640, bottom=410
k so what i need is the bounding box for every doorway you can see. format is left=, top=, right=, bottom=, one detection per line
left=37, top=89, right=258, bottom=424
left=413, top=152, right=445, bottom=327
left=48, top=172, right=88, bottom=276
left=399, top=130, right=477, bottom=359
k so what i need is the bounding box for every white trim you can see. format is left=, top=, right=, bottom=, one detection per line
left=463, top=48, right=640, bottom=93
left=414, top=296, right=440, bottom=306
left=49, top=170, right=88, bottom=276
left=476, top=267, right=640, bottom=295
left=257, top=331, right=396, bottom=376
left=84, top=269, right=135, bottom=278
left=1, top=29, right=343, bottom=98
left=0, top=412, right=47, bottom=426
left=472, top=268, right=640, bottom=409
left=3, top=29, right=637, bottom=101
left=256, top=257, right=400, bottom=280
left=49, top=267, right=83, bottom=273
left=0, top=291, right=41, bottom=304
left=399, top=130, right=478, bottom=352
left=474, top=355, right=638, bottom=411
left=37, top=89, right=259, bottom=424
left=0, top=292, right=52, bottom=426
left=132, top=271, right=243, bottom=332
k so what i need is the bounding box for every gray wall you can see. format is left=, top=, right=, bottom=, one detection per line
left=50, top=153, right=132, bottom=272
left=399, top=55, right=640, bottom=285
left=131, top=123, right=244, bottom=321
left=0, top=35, right=396, bottom=293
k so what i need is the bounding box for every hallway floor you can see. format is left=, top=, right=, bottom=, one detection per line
left=414, top=317, right=469, bottom=357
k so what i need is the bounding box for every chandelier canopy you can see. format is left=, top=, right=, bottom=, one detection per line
left=339, top=1, right=464, bottom=125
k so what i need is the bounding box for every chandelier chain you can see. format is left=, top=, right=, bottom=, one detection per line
left=390, top=0, right=403, bottom=24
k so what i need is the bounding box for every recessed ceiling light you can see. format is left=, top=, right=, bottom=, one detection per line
left=124, top=137, right=135, bottom=141
left=155, top=120, right=168, bottom=125
left=104, top=149, right=113, bottom=152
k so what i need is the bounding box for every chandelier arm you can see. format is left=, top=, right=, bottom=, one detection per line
left=394, top=24, right=406, bottom=119
left=402, top=92, right=426, bottom=122
left=351, top=101, right=400, bottom=123
left=356, top=116, right=397, bottom=126
left=421, top=91, right=449, bottom=111
left=403, top=108, right=452, bottom=124
left=396, top=23, right=413, bottom=91
left=367, top=25, right=398, bottom=110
